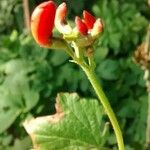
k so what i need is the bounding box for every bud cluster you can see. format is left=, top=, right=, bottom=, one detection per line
left=31, top=1, right=104, bottom=56
left=75, top=11, right=103, bottom=37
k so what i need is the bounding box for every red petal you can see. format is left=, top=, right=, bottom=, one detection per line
left=75, top=16, right=88, bottom=36
left=31, top=1, right=56, bottom=46
left=83, top=10, right=96, bottom=29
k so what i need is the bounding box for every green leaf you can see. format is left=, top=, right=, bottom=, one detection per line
left=127, top=95, right=147, bottom=143
left=0, top=108, right=20, bottom=133
left=8, top=137, right=31, bottom=150
left=97, top=59, right=120, bottom=80
left=50, top=51, right=69, bottom=66
left=0, top=136, right=31, bottom=150
left=23, top=89, right=39, bottom=112
left=24, top=93, right=108, bottom=150
left=95, top=47, right=109, bottom=62
left=0, top=59, right=39, bottom=112
left=0, top=59, right=39, bottom=133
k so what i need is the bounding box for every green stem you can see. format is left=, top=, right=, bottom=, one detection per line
left=66, top=40, right=124, bottom=149
left=80, top=63, right=125, bottom=150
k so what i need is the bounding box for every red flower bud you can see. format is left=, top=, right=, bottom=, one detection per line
left=83, top=10, right=96, bottom=30
left=75, top=16, right=88, bottom=36
left=31, top=1, right=56, bottom=47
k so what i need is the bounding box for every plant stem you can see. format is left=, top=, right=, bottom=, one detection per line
left=80, top=63, right=125, bottom=150
left=67, top=38, right=124, bottom=149
left=23, top=0, right=30, bottom=31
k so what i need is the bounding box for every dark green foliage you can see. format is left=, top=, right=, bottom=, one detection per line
left=0, top=0, right=149, bottom=149
left=92, top=0, right=148, bottom=148
left=0, top=0, right=23, bottom=33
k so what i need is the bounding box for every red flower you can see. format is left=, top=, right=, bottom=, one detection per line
left=75, top=10, right=103, bottom=36
left=31, top=1, right=103, bottom=47
left=31, top=1, right=56, bottom=47
left=83, top=10, right=96, bottom=30
left=75, top=16, right=88, bottom=36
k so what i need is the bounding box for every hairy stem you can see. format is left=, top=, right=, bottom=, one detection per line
left=79, top=62, right=125, bottom=150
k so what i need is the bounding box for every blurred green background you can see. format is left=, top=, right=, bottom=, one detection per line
left=0, top=0, right=149, bottom=149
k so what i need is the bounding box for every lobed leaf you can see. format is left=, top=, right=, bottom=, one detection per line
left=24, top=93, right=108, bottom=150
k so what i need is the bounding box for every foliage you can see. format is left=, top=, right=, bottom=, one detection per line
left=24, top=93, right=108, bottom=150
left=92, top=0, right=149, bottom=148
left=0, top=0, right=149, bottom=149
left=0, top=0, right=23, bottom=33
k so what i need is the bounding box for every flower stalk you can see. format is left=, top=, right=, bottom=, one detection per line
left=76, top=59, right=125, bottom=150
left=70, top=47, right=125, bottom=150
